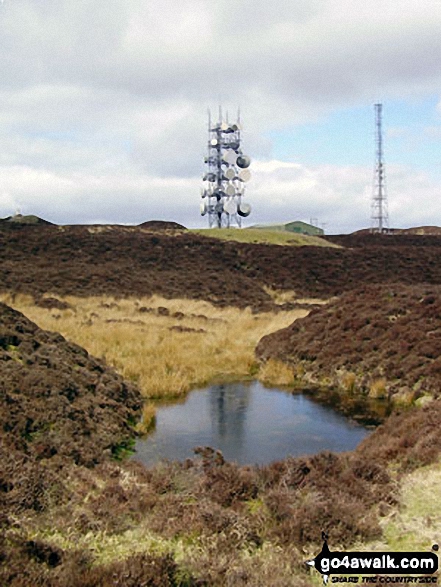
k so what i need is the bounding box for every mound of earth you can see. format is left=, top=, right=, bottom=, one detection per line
left=0, top=214, right=54, bottom=226
left=138, top=220, right=186, bottom=230
left=3, top=225, right=441, bottom=310
left=256, top=283, right=441, bottom=403
left=0, top=302, right=141, bottom=468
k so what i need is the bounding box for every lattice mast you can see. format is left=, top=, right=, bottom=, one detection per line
left=200, top=107, right=251, bottom=228
left=371, top=103, right=389, bottom=233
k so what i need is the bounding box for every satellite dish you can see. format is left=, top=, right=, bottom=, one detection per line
left=236, top=155, right=251, bottom=169
left=225, top=184, right=235, bottom=197
left=238, top=169, right=251, bottom=182
left=223, top=150, right=237, bottom=165
left=200, top=202, right=207, bottom=216
left=225, top=168, right=235, bottom=180
left=220, top=122, right=229, bottom=131
left=237, top=202, right=251, bottom=217
left=224, top=199, right=236, bottom=215
left=210, top=138, right=218, bottom=146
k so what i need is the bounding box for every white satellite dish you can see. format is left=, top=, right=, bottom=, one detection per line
left=223, top=150, right=237, bottom=165
left=225, top=168, right=235, bottom=180
left=225, top=184, right=235, bottom=197
left=238, top=169, right=251, bottom=182
left=224, top=199, right=236, bottom=215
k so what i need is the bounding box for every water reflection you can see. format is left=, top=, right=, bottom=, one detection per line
left=209, top=383, right=250, bottom=447
left=134, top=381, right=371, bottom=466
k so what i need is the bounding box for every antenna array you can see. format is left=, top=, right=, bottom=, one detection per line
left=200, top=108, right=252, bottom=228
left=371, top=103, right=389, bottom=233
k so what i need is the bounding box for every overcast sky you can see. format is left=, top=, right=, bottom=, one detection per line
left=1, top=0, right=441, bottom=233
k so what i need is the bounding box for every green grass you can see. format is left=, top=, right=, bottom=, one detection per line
left=190, top=228, right=339, bottom=247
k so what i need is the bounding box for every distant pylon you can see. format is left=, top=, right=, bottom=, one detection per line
left=371, top=103, right=389, bottom=233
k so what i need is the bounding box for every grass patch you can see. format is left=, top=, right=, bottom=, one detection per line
left=135, top=402, right=157, bottom=435
left=258, top=358, right=295, bottom=386
left=190, top=228, right=339, bottom=248
left=380, top=461, right=441, bottom=552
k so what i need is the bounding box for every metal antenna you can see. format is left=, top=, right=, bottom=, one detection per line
left=371, top=103, right=389, bottom=234
left=199, top=108, right=252, bottom=228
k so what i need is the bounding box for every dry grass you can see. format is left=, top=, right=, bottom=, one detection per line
left=368, top=377, right=388, bottom=399
left=0, top=293, right=310, bottom=400
left=262, top=287, right=331, bottom=307
left=258, top=359, right=295, bottom=386
left=135, top=403, right=157, bottom=435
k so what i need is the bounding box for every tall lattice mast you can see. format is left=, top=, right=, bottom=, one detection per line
left=371, top=103, right=389, bottom=233
left=200, top=108, right=252, bottom=228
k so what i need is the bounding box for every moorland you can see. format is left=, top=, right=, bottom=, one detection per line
left=1, top=221, right=441, bottom=586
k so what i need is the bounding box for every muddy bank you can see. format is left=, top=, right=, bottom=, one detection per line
left=3, top=225, right=441, bottom=309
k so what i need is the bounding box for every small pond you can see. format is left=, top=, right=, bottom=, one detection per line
left=134, top=381, right=372, bottom=466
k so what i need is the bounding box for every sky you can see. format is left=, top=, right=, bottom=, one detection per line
left=1, top=0, right=441, bottom=234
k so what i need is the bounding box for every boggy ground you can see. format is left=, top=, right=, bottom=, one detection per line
left=0, top=298, right=441, bottom=587
left=2, top=300, right=441, bottom=586
left=3, top=301, right=437, bottom=586
left=2, top=228, right=441, bottom=585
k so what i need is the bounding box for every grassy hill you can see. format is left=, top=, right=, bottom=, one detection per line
left=191, top=227, right=337, bottom=247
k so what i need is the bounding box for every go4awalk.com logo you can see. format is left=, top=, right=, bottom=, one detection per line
left=306, top=533, right=439, bottom=585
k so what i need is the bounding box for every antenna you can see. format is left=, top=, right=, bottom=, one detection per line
left=371, top=103, right=389, bottom=234
left=200, top=107, right=252, bottom=228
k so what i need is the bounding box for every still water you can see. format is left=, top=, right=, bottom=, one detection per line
left=134, top=381, right=370, bottom=466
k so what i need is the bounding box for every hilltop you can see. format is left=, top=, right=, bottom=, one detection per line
left=2, top=224, right=441, bottom=309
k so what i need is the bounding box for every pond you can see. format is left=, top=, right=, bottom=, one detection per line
left=133, top=381, right=372, bottom=466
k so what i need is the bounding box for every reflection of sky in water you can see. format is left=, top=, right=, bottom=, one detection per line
left=134, top=381, right=370, bottom=466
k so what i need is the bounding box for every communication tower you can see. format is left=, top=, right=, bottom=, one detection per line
left=200, top=108, right=252, bottom=228
left=371, top=103, right=389, bottom=233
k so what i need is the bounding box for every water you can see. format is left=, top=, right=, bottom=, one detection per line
left=134, top=381, right=371, bottom=466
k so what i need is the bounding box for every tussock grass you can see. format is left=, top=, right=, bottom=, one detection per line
left=258, top=359, right=295, bottom=386
left=191, top=227, right=338, bottom=248
left=0, top=293, right=309, bottom=399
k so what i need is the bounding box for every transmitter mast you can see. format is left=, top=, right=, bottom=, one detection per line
left=200, top=108, right=252, bottom=228
left=371, top=103, right=389, bottom=233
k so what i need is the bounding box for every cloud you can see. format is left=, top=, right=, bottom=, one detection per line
left=1, top=0, right=441, bottom=230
